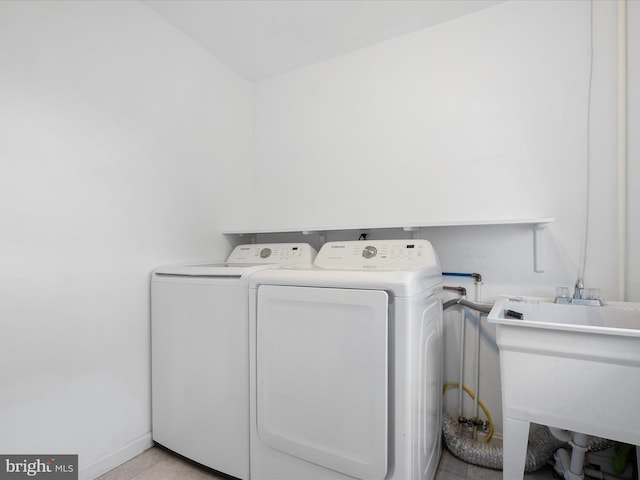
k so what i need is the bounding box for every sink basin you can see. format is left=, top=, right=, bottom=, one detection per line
left=488, top=296, right=640, bottom=479
left=490, top=296, right=640, bottom=336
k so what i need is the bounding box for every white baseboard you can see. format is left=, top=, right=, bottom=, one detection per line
left=79, top=432, right=153, bottom=480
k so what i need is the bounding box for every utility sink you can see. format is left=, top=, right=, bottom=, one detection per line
left=488, top=296, right=640, bottom=479
left=490, top=296, right=640, bottom=336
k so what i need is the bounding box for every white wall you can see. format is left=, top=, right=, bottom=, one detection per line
left=629, top=0, right=640, bottom=301
left=0, top=1, right=252, bottom=477
left=255, top=1, right=587, bottom=225
left=252, top=0, right=631, bottom=294
left=252, top=0, right=637, bottom=434
left=1, top=0, right=636, bottom=470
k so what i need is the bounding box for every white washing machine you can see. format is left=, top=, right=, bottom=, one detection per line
left=151, top=243, right=316, bottom=480
left=249, top=239, right=443, bottom=480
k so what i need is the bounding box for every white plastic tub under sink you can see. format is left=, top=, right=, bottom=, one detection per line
left=488, top=296, right=640, bottom=479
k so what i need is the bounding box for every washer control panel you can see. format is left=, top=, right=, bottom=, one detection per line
left=315, top=239, right=439, bottom=269
left=227, top=243, right=317, bottom=265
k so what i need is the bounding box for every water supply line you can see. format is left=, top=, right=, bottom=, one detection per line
left=459, top=307, right=465, bottom=420
left=442, top=272, right=482, bottom=283
left=444, top=295, right=488, bottom=440
left=444, top=286, right=467, bottom=420
left=473, top=279, right=482, bottom=439
left=442, top=382, right=494, bottom=443
left=442, top=273, right=485, bottom=314
left=442, top=272, right=488, bottom=441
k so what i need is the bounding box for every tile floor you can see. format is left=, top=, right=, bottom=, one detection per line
left=97, top=445, right=558, bottom=480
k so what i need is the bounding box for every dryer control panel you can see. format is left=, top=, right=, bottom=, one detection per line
left=315, top=240, right=439, bottom=270
left=227, top=243, right=317, bottom=265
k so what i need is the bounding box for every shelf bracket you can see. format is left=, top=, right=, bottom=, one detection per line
left=403, top=226, right=419, bottom=239
left=302, top=230, right=326, bottom=245
left=235, top=233, right=257, bottom=244
left=533, top=223, right=551, bottom=273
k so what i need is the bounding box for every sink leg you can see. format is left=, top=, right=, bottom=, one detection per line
left=503, top=416, right=530, bottom=479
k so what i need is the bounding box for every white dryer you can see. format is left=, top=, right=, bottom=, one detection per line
left=249, top=239, right=443, bottom=480
left=151, top=243, right=316, bottom=480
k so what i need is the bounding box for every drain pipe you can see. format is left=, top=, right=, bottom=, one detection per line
left=553, top=431, right=589, bottom=480
left=549, top=427, right=616, bottom=480
left=444, top=298, right=492, bottom=315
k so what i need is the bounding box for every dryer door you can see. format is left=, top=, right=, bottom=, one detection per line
left=256, top=285, right=389, bottom=480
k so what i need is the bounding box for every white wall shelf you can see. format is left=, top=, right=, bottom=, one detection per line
left=223, top=218, right=554, bottom=272
left=223, top=218, right=553, bottom=236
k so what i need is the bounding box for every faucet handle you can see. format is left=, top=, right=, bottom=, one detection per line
left=586, top=288, right=601, bottom=301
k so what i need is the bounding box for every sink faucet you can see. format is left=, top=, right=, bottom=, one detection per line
left=555, top=279, right=602, bottom=306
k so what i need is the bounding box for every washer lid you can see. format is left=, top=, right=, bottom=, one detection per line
left=153, top=243, right=317, bottom=278
left=153, top=263, right=269, bottom=277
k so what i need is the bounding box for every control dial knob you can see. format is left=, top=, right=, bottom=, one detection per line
left=260, top=248, right=272, bottom=259
left=362, top=245, right=377, bottom=259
